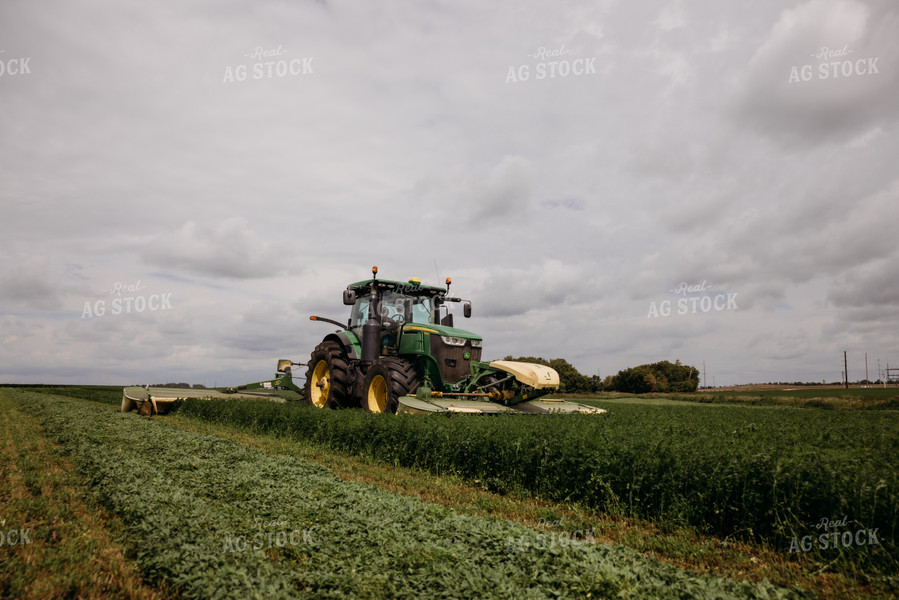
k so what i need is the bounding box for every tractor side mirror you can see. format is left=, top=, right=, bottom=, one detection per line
left=463, top=301, right=471, bottom=318
left=343, top=290, right=356, bottom=305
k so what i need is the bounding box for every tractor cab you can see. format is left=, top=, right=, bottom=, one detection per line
left=342, top=269, right=477, bottom=367
left=347, top=286, right=437, bottom=331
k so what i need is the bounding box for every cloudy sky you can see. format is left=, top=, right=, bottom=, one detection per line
left=1, top=0, right=897, bottom=387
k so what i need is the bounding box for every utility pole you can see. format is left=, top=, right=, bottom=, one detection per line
left=865, top=353, right=869, bottom=386
left=703, top=360, right=707, bottom=389
left=844, top=351, right=849, bottom=389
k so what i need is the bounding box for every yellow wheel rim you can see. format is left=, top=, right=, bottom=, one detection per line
left=367, top=374, right=388, bottom=413
left=310, top=360, right=331, bottom=408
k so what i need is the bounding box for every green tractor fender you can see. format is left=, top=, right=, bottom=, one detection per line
left=320, top=330, right=362, bottom=361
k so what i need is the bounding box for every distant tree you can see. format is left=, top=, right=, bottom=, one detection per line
left=549, top=358, right=593, bottom=393
left=503, top=355, right=550, bottom=367
left=607, top=360, right=699, bottom=394
left=610, top=365, right=656, bottom=393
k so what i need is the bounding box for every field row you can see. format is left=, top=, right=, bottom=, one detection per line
left=172, top=396, right=899, bottom=575
left=9, top=389, right=809, bottom=599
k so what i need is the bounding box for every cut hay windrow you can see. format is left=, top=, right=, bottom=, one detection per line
left=172, top=396, right=899, bottom=575
left=15, top=390, right=810, bottom=599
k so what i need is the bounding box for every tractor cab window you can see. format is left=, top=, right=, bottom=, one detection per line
left=407, top=294, right=435, bottom=324
left=349, top=297, right=369, bottom=330
left=378, top=291, right=407, bottom=323
left=378, top=291, right=434, bottom=325
left=349, top=290, right=436, bottom=331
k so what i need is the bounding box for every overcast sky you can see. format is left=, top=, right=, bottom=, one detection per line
left=2, top=0, right=897, bottom=387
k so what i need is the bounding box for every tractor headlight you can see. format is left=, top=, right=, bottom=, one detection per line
left=470, top=339, right=482, bottom=348
left=440, top=336, right=467, bottom=346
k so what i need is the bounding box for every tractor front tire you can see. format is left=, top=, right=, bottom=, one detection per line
left=363, top=358, right=419, bottom=414
left=304, top=340, right=352, bottom=409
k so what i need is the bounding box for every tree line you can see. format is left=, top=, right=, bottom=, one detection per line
left=502, top=357, right=700, bottom=394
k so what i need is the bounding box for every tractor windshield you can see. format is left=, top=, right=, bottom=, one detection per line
left=349, top=290, right=437, bottom=330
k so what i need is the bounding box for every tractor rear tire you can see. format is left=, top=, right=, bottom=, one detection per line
left=304, top=340, right=353, bottom=409
left=363, top=358, right=419, bottom=414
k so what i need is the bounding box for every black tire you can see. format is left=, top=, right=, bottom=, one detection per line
left=304, top=340, right=353, bottom=409
left=362, top=358, right=419, bottom=414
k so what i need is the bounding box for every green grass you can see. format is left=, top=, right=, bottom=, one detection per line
left=0, top=384, right=126, bottom=407
left=171, top=395, right=898, bottom=580
left=0, top=390, right=169, bottom=600
left=161, top=410, right=893, bottom=600
left=561, top=387, right=899, bottom=410
left=11, top=389, right=811, bottom=599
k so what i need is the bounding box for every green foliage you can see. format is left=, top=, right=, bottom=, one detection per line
left=607, top=360, right=700, bottom=393
left=12, top=390, right=809, bottom=599
left=0, top=391, right=166, bottom=599
left=691, top=387, right=899, bottom=410
left=173, top=397, right=898, bottom=576
left=37, top=385, right=124, bottom=406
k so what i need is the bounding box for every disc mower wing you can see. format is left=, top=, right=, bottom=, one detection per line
left=121, top=386, right=291, bottom=416
left=487, top=360, right=560, bottom=389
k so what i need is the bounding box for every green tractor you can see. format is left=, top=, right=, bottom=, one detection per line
left=304, top=267, right=603, bottom=415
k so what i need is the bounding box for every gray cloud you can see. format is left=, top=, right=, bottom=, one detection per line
left=410, top=155, right=533, bottom=225
left=0, top=255, right=65, bottom=310
left=140, top=218, right=303, bottom=279
left=1, top=0, right=897, bottom=386
left=729, top=0, right=899, bottom=146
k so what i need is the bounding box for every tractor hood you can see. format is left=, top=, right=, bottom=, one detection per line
left=401, top=323, right=482, bottom=343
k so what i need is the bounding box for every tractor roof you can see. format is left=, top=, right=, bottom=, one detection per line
left=347, top=278, right=447, bottom=294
